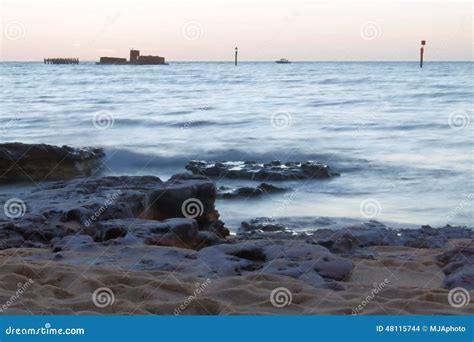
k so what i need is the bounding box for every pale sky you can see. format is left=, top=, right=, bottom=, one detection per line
left=0, top=0, right=472, bottom=61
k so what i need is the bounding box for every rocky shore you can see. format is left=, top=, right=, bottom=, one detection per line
left=0, top=143, right=472, bottom=315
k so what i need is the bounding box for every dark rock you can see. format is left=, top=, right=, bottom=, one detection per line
left=239, top=217, right=294, bottom=236
left=0, top=173, right=228, bottom=251
left=317, top=227, right=397, bottom=254
left=146, top=173, right=219, bottom=230
left=196, top=239, right=354, bottom=288
left=185, top=160, right=339, bottom=181
left=0, top=142, right=105, bottom=183
left=217, top=183, right=288, bottom=199
left=94, top=217, right=212, bottom=249
left=436, top=245, right=474, bottom=289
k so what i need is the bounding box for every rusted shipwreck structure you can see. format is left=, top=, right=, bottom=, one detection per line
left=97, top=50, right=167, bottom=65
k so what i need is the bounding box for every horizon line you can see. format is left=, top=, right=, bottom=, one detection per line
left=1, top=60, right=473, bottom=63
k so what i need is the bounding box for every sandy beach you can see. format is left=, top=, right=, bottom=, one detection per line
left=0, top=242, right=472, bottom=315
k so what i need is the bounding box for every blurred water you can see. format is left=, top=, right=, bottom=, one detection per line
left=1, top=61, right=472, bottom=228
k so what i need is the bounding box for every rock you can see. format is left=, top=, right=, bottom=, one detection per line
left=0, top=173, right=228, bottom=250
left=146, top=173, right=218, bottom=229
left=26, top=236, right=354, bottom=289
left=318, top=226, right=397, bottom=254
left=436, top=244, right=474, bottom=289
left=217, top=183, right=288, bottom=199
left=94, top=217, right=221, bottom=249
left=316, top=225, right=473, bottom=253
left=51, top=235, right=97, bottom=253
left=239, top=217, right=294, bottom=236
left=398, top=225, right=472, bottom=249
left=185, top=160, right=339, bottom=181
left=195, top=239, right=354, bottom=287
left=444, top=269, right=474, bottom=290
left=0, top=142, right=105, bottom=183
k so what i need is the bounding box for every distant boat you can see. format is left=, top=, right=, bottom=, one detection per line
left=275, top=58, right=291, bottom=64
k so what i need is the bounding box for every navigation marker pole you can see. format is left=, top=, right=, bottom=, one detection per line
left=420, top=40, right=426, bottom=68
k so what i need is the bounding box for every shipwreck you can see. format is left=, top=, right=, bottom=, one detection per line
left=97, top=49, right=167, bottom=65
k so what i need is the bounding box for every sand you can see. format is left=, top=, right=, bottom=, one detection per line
left=0, top=241, right=472, bottom=315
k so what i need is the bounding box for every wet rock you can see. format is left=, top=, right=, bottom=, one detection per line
left=94, top=217, right=220, bottom=249
left=444, top=269, right=474, bottom=290
left=436, top=244, right=474, bottom=289
left=0, top=173, right=228, bottom=251
left=186, top=160, right=339, bottom=181
left=217, top=183, right=288, bottom=199
left=317, top=226, right=398, bottom=254
left=196, top=239, right=354, bottom=288
left=398, top=225, right=472, bottom=249
left=146, top=174, right=219, bottom=230
left=51, top=235, right=97, bottom=253
left=238, top=217, right=295, bottom=237
left=0, top=142, right=104, bottom=183
left=316, top=225, right=473, bottom=253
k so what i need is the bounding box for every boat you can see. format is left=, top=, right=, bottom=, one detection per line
left=275, top=58, right=291, bottom=64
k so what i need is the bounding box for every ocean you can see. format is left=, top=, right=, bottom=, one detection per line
left=1, top=61, right=472, bottom=230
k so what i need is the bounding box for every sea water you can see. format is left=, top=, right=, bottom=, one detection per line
left=1, top=61, right=472, bottom=229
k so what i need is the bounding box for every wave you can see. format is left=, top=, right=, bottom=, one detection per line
left=103, top=147, right=369, bottom=174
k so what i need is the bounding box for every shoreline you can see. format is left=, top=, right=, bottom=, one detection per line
left=0, top=142, right=472, bottom=315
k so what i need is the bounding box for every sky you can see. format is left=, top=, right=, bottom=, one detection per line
left=0, top=0, right=472, bottom=61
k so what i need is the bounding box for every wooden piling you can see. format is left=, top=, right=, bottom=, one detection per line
left=44, top=58, right=79, bottom=65
left=235, top=47, right=238, bottom=66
